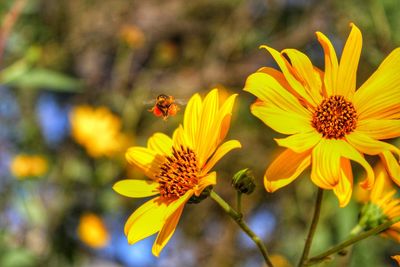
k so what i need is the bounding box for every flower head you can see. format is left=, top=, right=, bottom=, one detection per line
left=113, top=89, right=240, bottom=256
left=10, top=154, right=48, bottom=179
left=358, top=164, right=400, bottom=241
left=70, top=105, right=130, bottom=158
left=77, top=213, right=110, bottom=248
left=244, top=23, right=400, bottom=207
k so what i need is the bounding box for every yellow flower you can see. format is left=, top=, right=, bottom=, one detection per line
left=358, top=164, right=400, bottom=241
left=77, top=213, right=109, bottom=248
left=392, top=255, right=400, bottom=265
left=113, top=89, right=241, bottom=256
left=70, top=105, right=130, bottom=158
left=244, top=23, right=400, bottom=207
left=10, top=154, right=48, bottom=179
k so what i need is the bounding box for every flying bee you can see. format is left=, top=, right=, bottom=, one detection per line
left=148, top=94, right=182, bottom=120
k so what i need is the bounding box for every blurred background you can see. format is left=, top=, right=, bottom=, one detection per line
left=0, top=0, right=399, bottom=266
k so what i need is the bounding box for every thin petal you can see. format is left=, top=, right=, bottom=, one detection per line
left=113, top=179, right=159, bottom=198
left=356, top=119, right=400, bottom=140
left=346, top=132, right=400, bottom=158
left=244, top=72, right=311, bottom=117
left=215, top=93, right=237, bottom=144
left=274, top=131, right=321, bottom=153
left=124, top=197, right=167, bottom=243
left=264, top=149, right=311, bottom=192
left=196, top=89, right=219, bottom=165
left=147, top=133, right=173, bottom=156
left=125, top=147, right=164, bottom=179
left=311, top=139, right=374, bottom=191
left=202, top=140, right=241, bottom=174
left=333, top=158, right=353, bottom=207
left=380, top=151, right=400, bottom=187
left=172, top=125, right=189, bottom=149
left=311, top=140, right=342, bottom=189
left=195, top=171, right=217, bottom=196
left=316, top=31, right=339, bottom=96
left=152, top=192, right=191, bottom=256
left=337, top=23, right=362, bottom=99
left=251, top=102, right=313, bottom=135
left=260, top=45, right=316, bottom=107
left=282, top=48, right=323, bottom=104
left=354, top=48, right=400, bottom=120
left=183, top=93, right=202, bottom=149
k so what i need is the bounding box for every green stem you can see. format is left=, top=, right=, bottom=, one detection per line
left=236, top=191, right=242, bottom=214
left=210, top=190, right=274, bottom=267
left=305, top=217, right=400, bottom=266
left=297, top=188, right=324, bottom=267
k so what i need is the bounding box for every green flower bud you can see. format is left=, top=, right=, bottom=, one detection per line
left=358, top=202, right=388, bottom=230
left=188, top=185, right=213, bottom=204
left=231, top=168, right=256, bottom=195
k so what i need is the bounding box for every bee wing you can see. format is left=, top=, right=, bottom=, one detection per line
left=174, top=98, right=188, bottom=105
left=142, top=100, right=155, bottom=105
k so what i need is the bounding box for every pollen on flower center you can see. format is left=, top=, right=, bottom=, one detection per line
left=312, top=95, right=357, bottom=139
left=156, top=146, right=199, bottom=199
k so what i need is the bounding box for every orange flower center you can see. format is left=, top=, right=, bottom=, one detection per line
left=156, top=146, right=199, bottom=199
left=312, top=95, right=357, bottom=139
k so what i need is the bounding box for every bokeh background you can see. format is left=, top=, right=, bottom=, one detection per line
left=0, top=0, right=399, bottom=266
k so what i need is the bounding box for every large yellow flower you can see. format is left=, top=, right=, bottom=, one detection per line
left=70, top=105, right=130, bottom=158
left=113, top=89, right=241, bottom=256
left=359, top=164, right=400, bottom=241
left=244, top=23, right=400, bottom=207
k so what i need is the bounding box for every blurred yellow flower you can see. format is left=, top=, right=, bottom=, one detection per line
left=269, top=254, right=292, bottom=267
left=77, top=213, right=109, bottom=248
left=358, top=164, right=400, bottom=241
left=113, top=89, right=241, bottom=256
left=244, top=23, right=400, bottom=207
left=392, top=255, right=400, bottom=265
left=119, top=24, right=145, bottom=49
left=10, top=154, right=48, bottom=179
left=70, top=105, right=130, bottom=158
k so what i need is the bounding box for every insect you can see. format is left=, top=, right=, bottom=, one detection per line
left=148, top=94, right=181, bottom=120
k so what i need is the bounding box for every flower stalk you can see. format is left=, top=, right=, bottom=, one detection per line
left=305, top=217, right=400, bottom=266
left=210, top=190, right=274, bottom=267
left=298, top=188, right=324, bottom=267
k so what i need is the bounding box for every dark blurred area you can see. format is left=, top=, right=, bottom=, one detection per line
left=0, top=0, right=399, bottom=266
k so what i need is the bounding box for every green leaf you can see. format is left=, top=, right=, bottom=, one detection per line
left=1, top=67, right=83, bottom=92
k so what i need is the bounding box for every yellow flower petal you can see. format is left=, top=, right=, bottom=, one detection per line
left=124, top=197, right=167, bottom=243
left=337, top=23, right=362, bottom=99
left=311, top=140, right=342, bottom=189
left=257, top=67, right=292, bottom=90
left=244, top=72, right=311, bottom=117
left=147, top=133, right=173, bottom=156
left=215, top=93, right=237, bottom=145
left=264, top=149, right=311, bottom=192
left=183, top=93, right=202, bottom=149
left=113, top=179, right=159, bottom=198
left=195, top=172, right=217, bottom=196
left=260, top=45, right=316, bottom=107
left=354, top=48, right=400, bottom=120
left=333, top=158, right=353, bottom=207
left=251, top=102, right=313, bottom=135
left=196, top=89, right=219, bottom=165
left=125, top=147, right=164, bottom=179
left=274, top=131, right=321, bottom=153
left=316, top=31, right=338, bottom=96
left=312, top=139, right=374, bottom=194
left=152, top=191, right=191, bottom=256
left=202, top=140, right=241, bottom=174
left=172, top=125, right=188, bottom=149
left=356, top=119, right=400, bottom=140
left=282, top=48, right=323, bottom=104
left=346, top=132, right=400, bottom=158
left=380, top=151, right=400, bottom=187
